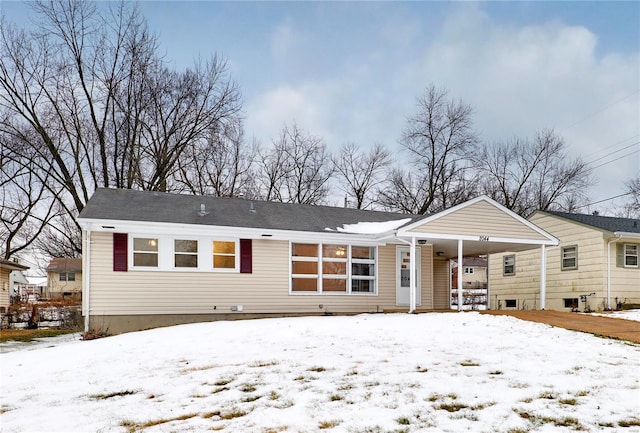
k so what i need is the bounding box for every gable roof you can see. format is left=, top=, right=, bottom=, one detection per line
left=540, top=210, right=640, bottom=234
left=0, top=259, right=29, bottom=271
left=47, top=258, right=82, bottom=273
left=78, top=188, right=413, bottom=234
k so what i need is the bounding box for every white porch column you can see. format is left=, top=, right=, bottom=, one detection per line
left=540, top=244, right=546, bottom=310
left=457, top=239, right=463, bottom=312
left=409, top=236, right=416, bottom=313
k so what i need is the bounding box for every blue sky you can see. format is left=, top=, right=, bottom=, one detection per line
left=3, top=1, right=639, bottom=212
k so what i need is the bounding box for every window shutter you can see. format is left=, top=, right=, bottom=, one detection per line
left=113, top=233, right=128, bottom=272
left=615, top=243, right=624, bottom=268
left=240, top=239, right=252, bottom=274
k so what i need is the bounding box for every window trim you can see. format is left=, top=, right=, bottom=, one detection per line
left=289, top=242, right=378, bottom=295
left=561, top=245, right=578, bottom=271
left=624, top=243, right=638, bottom=268
left=212, top=239, right=239, bottom=272
left=464, top=267, right=474, bottom=274
left=132, top=237, right=160, bottom=269
left=503, top=255, right=516, bottom=276
left=59, top=272, right=76, bottom=282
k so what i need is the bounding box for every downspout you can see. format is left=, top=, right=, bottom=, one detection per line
left=540, top=245, right=546, bottom=310
left=457, top=239, right=463, bottom=311
left=607, top=235, right=621, bottom=310
left=83, top=229, right=91, bottom=333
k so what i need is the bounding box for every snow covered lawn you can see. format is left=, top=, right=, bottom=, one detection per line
left=1, top=312, right=639, bottom=432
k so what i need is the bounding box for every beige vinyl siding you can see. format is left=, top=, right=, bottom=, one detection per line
left=490, top=213, right=611, bottom=311
left=88, top=233, right=435, bottom=315
left=0, top=269, right=9, bottom=311
left=48, top=271, right=83, bottom=295
left=432, top=258, right=450, bottom=309
left=409, top=200, right=549, bottom=240
left=420, top=244, right=433, bottom=309
left=610, top=237, right=640, bottom=305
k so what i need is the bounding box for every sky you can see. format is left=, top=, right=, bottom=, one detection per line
left=1, top=312, right=639, bottom=431
left=2, top=1, right=640, bottom=213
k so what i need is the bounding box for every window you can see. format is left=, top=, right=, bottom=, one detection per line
left=464, top=267, right=474, bottom=274
left=213, top=241, right=236, bottom=269
left=133, top=238, right=158, bottom=267
left=175, top=239, right=198, bottom=268
left=624, top=244, right=638, bottom=267
left=322, top=244, right=348, bottom=292
left=290, top=243, right=376, bottom=294
left=291, top=243, right=319, bottom=292
left=505, top=299, right=517, bottom=308
left=503, top=255, right=515, bottom=276
left=561, top=246, right=578, bottom=270
left=351, top=246, right=375, bottom=293
left=59, top=272, right=76, bottom=282
left=564, top=298, right=579, bottom=309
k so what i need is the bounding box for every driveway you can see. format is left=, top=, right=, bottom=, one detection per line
left=482, top=310, right=640, bottom=344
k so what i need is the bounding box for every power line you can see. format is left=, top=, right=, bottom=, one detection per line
left=582, top=134, right=639, bottom=160
left=575, top=192, right=633, bottom=209
left=564, top=89, right=640, bottom=130
left=589, top=149, right=640, bottom=170
left=585, top=141, right=640, bottom=165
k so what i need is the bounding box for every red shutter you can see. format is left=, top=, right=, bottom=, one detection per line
left=113, top=233, right=128, bottom=272
left=240, top=239, right=252, bottom=273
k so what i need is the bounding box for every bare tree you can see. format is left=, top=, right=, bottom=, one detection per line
left=0, top=1, right=241, bottom=255
left=476, top=129, right=592, bottom=216
left=176, top=118, right=258, bottom=198
left=618, top=175, right=640, bottom=218
left=332, top=143, right=391, bottom=209
left=257, top=122, right=334, bottom=205
left=380, top=84, right=478, bottom=214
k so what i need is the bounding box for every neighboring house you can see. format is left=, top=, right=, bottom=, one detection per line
left=489, top=211, right=640, bottom=312
left=10, top=270, right=29, bottom=301
left=77, top=188, right=557, bottom=333
left=0, top=259, right=29, bottom=312
left=451, top=257, right=488, bottom=309
left=46, top=258, right=83, bottom=300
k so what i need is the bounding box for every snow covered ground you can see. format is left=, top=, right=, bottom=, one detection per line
left=590, top=309, right=640, bottom=322
left=1, top=312, right=639, bottom=432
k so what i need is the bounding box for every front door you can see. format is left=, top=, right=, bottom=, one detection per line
left=396, top=246, right=421, bottom=306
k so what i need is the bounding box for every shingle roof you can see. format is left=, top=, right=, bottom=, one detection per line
left=47, top=258, right=82, bottom=272
left=78, top=188, right=414, bottom=233
left=542, top=210, right=640, bottom=234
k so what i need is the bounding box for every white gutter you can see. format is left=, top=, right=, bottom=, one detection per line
left=83, top=229, right=91, bottom=333
left=607, top=234, right=622, bottom=310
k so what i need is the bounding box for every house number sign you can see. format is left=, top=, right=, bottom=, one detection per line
left=478, top=235, right=490, bottom=242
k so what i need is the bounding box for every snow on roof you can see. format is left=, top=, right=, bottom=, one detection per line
left=326, top=218, right=412, bottom=234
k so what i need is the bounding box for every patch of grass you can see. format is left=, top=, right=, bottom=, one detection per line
left=416, top=365, right=429, bottom=373
left=619, top=418, right=640, bottom=427
left=537, top=391, right=557, bottom=400
left=575, top=390, right=589, bottom=397
left=212, top=386, right=229, bottom=394
left=396, top=416, right=411, bottom=425
left=515, top=410, right=585, bottom=430
left=488, top=370, right=503, bottom=375
left=446, top=393, right=458, bottom=400
left=251, top=360, right=279, bottom=367
left=81, top=329, right=110, bottom=340
left=318, top=419, right=341, bottom=429
left=598, top=422, right=614, bottom=428
left=0, top=328, right=78, bottom=343
left=308, top=366, right=327, bottom=372
left=219, top=408, right=248, bottom=420
left=435, top=402, right=469, bottom=412
left=427, top=393, right=440, bottom=402
left=559, top=398, right=578, bottom=405
left=240, top=383, right=257, bottom=393
left=337, top=383, right=354, bottom=391
left=120, top=413, right=199, bottom=432
left=269, top=390, right=281, bottom=400
left=0, top=404, right=13, bottom=414
left=89, top=390, right=137, bottom=400
left=213, top=377, right=234, bottom=386
left=346, top=369, right=358, bottom=376
left=274, top=399, right=294, bottom=409
left=202, top=410, right=220, bottom=419
left=293, top=375, right=307, bottom=381
left=459, top=360, right=480, bottom=367
left=506, top=429, right=530, bottom=433
left=242, top=394, right=261, bottom=403
left=329, top=394, right=344, bottom=401
left=263, top=427, right=289, bottom=433
left=181, top=364, right=217, bottom=373
left=551, top=417, right=582, bottom=428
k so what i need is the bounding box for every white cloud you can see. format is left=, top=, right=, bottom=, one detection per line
left=246, top=4, right=639, bottom=207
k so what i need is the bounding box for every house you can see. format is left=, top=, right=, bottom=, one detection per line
left=77, top=188, right=558, bottom=333
left=489, top=211, right=640, bottom=312
left=0, top=259, right=29, bottom=313
left=451, top=257, right=488, bottom=310
left=46, top=258, right=83, bottom=301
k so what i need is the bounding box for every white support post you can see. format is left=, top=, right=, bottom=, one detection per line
left=540, top=244, right=546, bottom=310
left=409, top=236, right=416, bottom=313
left=457, top=239, right=463, bottom=312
